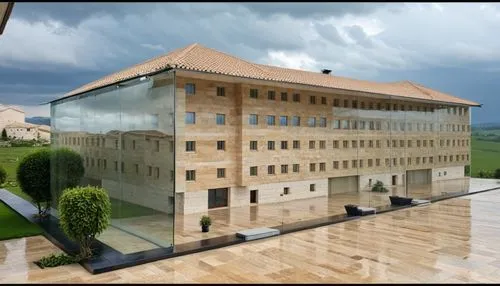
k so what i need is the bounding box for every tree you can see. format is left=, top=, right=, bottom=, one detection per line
left=371, top=180, right=389, bottom=193
left=16, top=149, right=51, bottom=217
left=59, top=186, right=111, bottom=259
left=1, top=129, right=7, bottom=141
left=50, top=148, right=85, bottom=203
left=0, top=165, right=6, bottom=185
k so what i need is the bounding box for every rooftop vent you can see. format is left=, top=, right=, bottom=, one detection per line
left=321, top=69, right=332, bottom=75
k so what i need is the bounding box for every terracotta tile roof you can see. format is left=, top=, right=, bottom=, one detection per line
left=62, top=43, right=480, bottom=106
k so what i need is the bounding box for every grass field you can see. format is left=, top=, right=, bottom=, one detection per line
left=0, top=201, right=42, bottom=240
left=0, top=146, right=48, bottom=202
left=471, top=137, right=500, bottom=177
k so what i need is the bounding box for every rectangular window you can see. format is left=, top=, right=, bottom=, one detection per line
left=359, top=160, right=364, bottom=168
left=343, top=140, right=349, bottom=148
left=333, top=98, right=340, bottom=107
left=103, top=159, right=107, bottom=170
left=360, top=140, right=365, bottom=148
left=352, top=160, right=358, bottom=168
left=319, top=140, right=326, bottom=149
left=368, top=159, right=373, bottom=167
left=281, top=164, right=288, bottom=174
left=268, top=165, right=276, bottom=175
left=333, top=161, right=339, bottom=169
left=333, top=120, right=340, bottom=129
left=250, top=166, right=258, bottom=176
left=293, top=164, right=300, bottom=173
left=352, top=100, right=358, bottom=109
left=155, top=167, right=160, bottom=179
left=319, top=162, right=326, bottom=172
left=216, top=113, right=226, bottom=125
left=376, top=159, right=380, bottom=166
left=284, top=187, right=290, bottom=195
left=333, top=140, right=339, bottom=148
left=155, top=140, right=160, bottom=152
left=148, top=166, right=152, bottom=176
left=268, top=141, right=275, bottom=150
left=132, top=140, right=136, bottom=150
left=321, top=97, right=327, bottom=105
left=310, top=95, right=316, bottom=104
left=293, top=140, right=300, bottom=149
left=310, top=184, right=316, bottom=192
left=319, top=117, right=327, bottom=128
left=134, top=163, right=139, bottom=174
left=121, top=162, right=125, bottom=173
left=280, top=116, right=288, bottom=126
left=291, top=116, right=300, bottom=126
left=267, top=115, right=276, bottom=126
left=217, top=168, right=226, bottom=178
left=281, top=92, right=288, bottom=101
left=281, top=141, right=288, bottom=150
left=293, top=93, right=300, bottom=102
left=342, top=120, right=350, bottom=129
left=250, top=88, right=258, bottom=98
left=185, top=83, right=196, bottom=95
left=309, top=140, right=316, bottom=149
left=369, top=140, right=374, bottom=148
left=217, top=86, right=225, bottom=97
left=310, top=163, right=316, bottom=172
left=308, top=117, right=316, bottom=127
left=249, top=114, right=258, bottom=125
left=343, top=99, right=349, bottom=108
left=343, top=160, right=349, bottom=169
left=186, top=170, right=196, bottom=181
left=268, top=90, right=276, bottom=100
left=250, top=140, right=258, bottom=150
left=217, top=140, right=226, bottom=151
left=186, top=141, right=196, bottom=152
left=185, top=112, right=196, bottom=124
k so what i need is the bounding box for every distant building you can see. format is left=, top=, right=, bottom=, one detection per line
left=0, top=104, right=25, bottom=131
left=0, top=104, right=50, bottom=141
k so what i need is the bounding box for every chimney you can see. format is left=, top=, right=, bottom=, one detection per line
left=321, top=69, right=332, bottom=75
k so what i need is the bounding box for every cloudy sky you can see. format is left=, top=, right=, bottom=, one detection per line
left=1, top=3, right=499, bottom=123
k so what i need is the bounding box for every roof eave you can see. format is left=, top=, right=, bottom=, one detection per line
left=0, top=2, right=14, bottom=36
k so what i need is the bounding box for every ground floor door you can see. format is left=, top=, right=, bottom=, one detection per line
left=208, top=188, right=229, bottom=209
left=406, top=169, right=432, bottom=185
left=328, top=176, right=359, bottom=196
left=392, top=175, right=397, bottom=186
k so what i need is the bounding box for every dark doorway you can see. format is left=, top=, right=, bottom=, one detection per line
left=250, top=190, right=258, bottom=204
left=392, top=175, right=397, bottom=186
left=208, top=188, right=229, bottom=209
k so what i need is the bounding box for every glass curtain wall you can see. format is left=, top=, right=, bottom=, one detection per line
left=50, top=71, right=175, bottom=255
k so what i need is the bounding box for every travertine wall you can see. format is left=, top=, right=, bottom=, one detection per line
left=0, top=108, right=24, bottom=131
left=432, top=166, right=465, bottom=181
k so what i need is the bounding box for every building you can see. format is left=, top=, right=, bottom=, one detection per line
left=4, top=122, right=51, bottom=141
left=0, top=104, right=25, bottom=131
left=0, top=2, right=14, bottom=36
left=50, top=43, right=479, bottom=253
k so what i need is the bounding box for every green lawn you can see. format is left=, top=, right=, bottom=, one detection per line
left=0, top=201, right=42, bottom=240
left=110, top=198, right=162, bottom=219
left=0, top=146, right=48, bottom=202
left=471, top=137, right=500, bottom=177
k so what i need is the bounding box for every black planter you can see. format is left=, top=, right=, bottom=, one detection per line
left=344, top=204, right=360, bottom=216
left=201, top=225, right=209, bottom=232
left=389, top=196, right=413, bottom=206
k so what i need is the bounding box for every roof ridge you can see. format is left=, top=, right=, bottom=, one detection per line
left=402, top=80, right=435, bottom=101
left=170, top=43, right=200, bottom=66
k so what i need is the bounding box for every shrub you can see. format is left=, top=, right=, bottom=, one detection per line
left=16, top=149, right=51, bottom=217
left=200, top=215, right=212, bottom=227
left=0, top=165, right=6, bottom=185
left=59, top=186, right=111, bottom=259
left=1, top=128, right=6, bottom=141
left=464, top=165, right=471, bottom=177
left=371, top=180, right=389, bottom=193
left=37, top=253, right=80, bottom=268
left=494, top=168, right=500, bottom=179
left=51, top=148, right=85, bottom=202
left=478, top=169, right=494, bottom=178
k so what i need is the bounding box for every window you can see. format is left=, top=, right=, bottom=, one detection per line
left=359, top=160, right=364, bottom=168
left=310, top=95, right=316, bottom=104
left=280, top=116, right=288, bottom=126
left=360, top=140, right=365, bottom=148
left=217, top=140, right=226, bottom=151
left=292, top=116, right=300, bottom=126
left=333, top=120, right=340, bottom=129
left=249, top=114, right=258, bottom=125
left=352, top=160, right=358, bottom=168
left=333, top=161, right=339, bottom=169
left=103, top=159, right=107, bottom=170
left=216, top=113, right=226, bottom=125
left=250, top=166, right=258, bottom=176
left=114, top=160, right=118, bottom=171
left=155, top=167, right=160, bottom=179
left=284, top=187, right=290, bottom=195
left=185, top=112, right=196, bottom=124
left=400, top=140, right=405, bottom=148
left=308, top=117, right=316, bottom=127
left=321, top=97, right=327, bottom=105
left=319, top=117, right=327, bottom=128
left=293, top=140, right=300, bottom=149
left=310, top=163, right=316, bottom=172
left=352, top=100, right=358, bottom=109
left=368, top=159, right=373, bottom=167
left=319, top=140, right=326, bottom=149
left=186, top=170, right=196, bottom=181
left=250, top=140, right=258, bottom=150
left=400, top=158, right=405, bottom=166
left=319, top=162, right=326, bottom=172
left=408, top=140, right=412, bottom=148
left=342, top=120, right=350, bottom=129
left=369, top=140, right=374, bottom=148
left=376, top=140, right=381, bottom=148
left=267, top=115, right=276, bottom=126
left=186, top=141, right=196, bottom=152
left=343, top=140, right=349, bottom=148
left=250, top=88, right=258, bottom=98
left=333, top=140, right=339, bottom=148
left=148, top=166, right=152, bottom=176
left=268, top=165, right=276, bottom=175
left=343, top=160, right=348, bottom=169
left=268, top=141, right=275, bottom=150
left=281, top=92, right=288, bottom=101
left=343, top=99, right=349, bottom=108
left=309, top=140, right=316, bottom=149
left=351, top=120, right=358, bottom=130
left=217, top=168, right=226, bottom=178
left=155, top=140, right=160, bottom=152
left=281, top=141, right=288, bottom=150
left=376, top=159, right=380, bottom=166
left=293, top=93, right=300, bottom=102
left=281, top=164, right=288, bottom=174
left=217, top=86, right=225, bottom=97
left=333, top=98, right=340, bottom=107
left=293, top=164, right=300, bottom=172
left=359, top=121, right=366, bottom=130
left=268, top=90, right=276, bottom=100
left=310, top=184, right=316, bottom=192
left=132, top=140, right=136, bottom=150
left=185, top=83, right=196, bottom=95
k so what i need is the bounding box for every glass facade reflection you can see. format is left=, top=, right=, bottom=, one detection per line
left=51, top=72, right=175, bottom=254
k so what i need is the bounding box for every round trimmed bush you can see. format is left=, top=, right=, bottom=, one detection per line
left=16, top=149, right=51, bottom=216
left=51, top=148, right=85, bottom=200
left=58, top=186, right=111, bottom=259
left=0, top=165, right=6, bottom=185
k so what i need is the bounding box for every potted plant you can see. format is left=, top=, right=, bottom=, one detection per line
left=200, top=215, right=212, bottom=232
left=371, top=180, right=389, bottom=193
